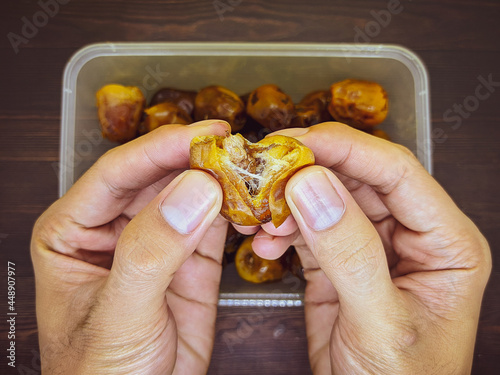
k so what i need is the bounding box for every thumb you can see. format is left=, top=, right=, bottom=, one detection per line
left=105, top=170, right=223, bottom=313
left=285, top=166, right=397, bottom=317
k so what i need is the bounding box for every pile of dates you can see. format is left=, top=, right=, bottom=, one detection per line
left=96, top=80, right=390, bottom=144
left=96, top=80, right=390, bottom=283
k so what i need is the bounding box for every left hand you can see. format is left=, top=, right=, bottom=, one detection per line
left=31, top=120, right=229, bottom=374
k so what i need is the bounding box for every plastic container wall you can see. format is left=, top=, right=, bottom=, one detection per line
left=60, top=43, right=432, bottom=306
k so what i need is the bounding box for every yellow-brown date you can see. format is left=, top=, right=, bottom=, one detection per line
left=235, top=236, right=286, bottom=283
left=149, top=87, right=197, bottom=116
left=246, top=84, right=295, bottom=131
left=291, top=90, right=332, bottom=128
left=194, top=85, right=246, bottom=132
left=190, top=133, right=315, bottom=227
left=328, top=79, right=388, bottom=129
left=96, top=84, right=145, bottom=143
left=139, top=102, right=192, bottom=134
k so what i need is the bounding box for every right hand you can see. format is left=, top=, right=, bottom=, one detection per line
left=254, top=123, right=491, bottom=374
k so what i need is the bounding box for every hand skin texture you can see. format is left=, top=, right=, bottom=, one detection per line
left=32, top=119, right=491, bottom=375
left=31, top=120, right=230, bottom=374
left=245, top=123, right=491, bottom=374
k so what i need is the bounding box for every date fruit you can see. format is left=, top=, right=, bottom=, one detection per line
left=292, top=89, right=332, bottom=127
left=246, top=84, right=296, bottom=131
left=150, top=87, right=197, bottom=116
left=96, top=84, right=145, bottom=143
left=190, top=133, right=315, bottom=227
left=328, top=79, right=388, bottom=129
left=139, top=102, right=192, bottom=134
left=369, top=128, right=391, bottom=141
left=194, top=85, right=246, bottom=132
left=235, top=236, right=286, bottom=283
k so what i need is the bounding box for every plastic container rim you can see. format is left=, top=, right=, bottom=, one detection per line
left=60, top=42, right=432, bottom=197
left=59, top=43, right=432, bottom=305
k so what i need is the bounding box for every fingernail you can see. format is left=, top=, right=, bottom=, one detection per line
left=289, top=171, right=345, bottom=231
left=269, top=127, right=310, bottom=138
left=160, top=172, right=218, bottom=234
left=187, top=120, right=230, bottom=129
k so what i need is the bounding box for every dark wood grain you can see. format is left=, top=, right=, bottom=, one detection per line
left=1, top=0, right=499, bottom=374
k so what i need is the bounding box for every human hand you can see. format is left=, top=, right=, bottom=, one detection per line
left=248, top=123, right=491, bottom=374
left=31, top=120, right=230, bottom=374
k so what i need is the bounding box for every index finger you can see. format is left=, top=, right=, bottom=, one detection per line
left=63, top=120, right=230, bottom=227
left=274, top=123, right=461, bottom=233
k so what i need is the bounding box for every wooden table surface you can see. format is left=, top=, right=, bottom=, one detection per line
left=1, top=0, right=499, bottom=374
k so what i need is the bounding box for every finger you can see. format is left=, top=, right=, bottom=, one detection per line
left=293, top=242, right=339, bottom=375
left=165, top=215, right=228, bottom=306
left=293, top=239, right=340, bottom=303
left=232, top=214, right=298, bottom=237
left=63, top=120, right=230, bottom=227
left=64, top=171, right=185, bottom=256
left=333, top=171, right=390, bottom=222
left=261, top=215, right=298, bottom=236
left=122, top=170, right=184, bottom=219
left=331, top=172, right=405, bottom=271
left=274, top=123, right=462, bottom=233
left=252, top=229, right=299, bottom=260
left=165, top=215, right=228, bottom=367
left=35, top=204, right=130, bottom=255
left=196, top=215, right=228, bottom=265
left=232, top=223, right=260, bottom=235
left=232, top=214, right=299, bottom=259
left=285, top=165, right=398, bottom=320
left=103, top=170, right=223, bottom=315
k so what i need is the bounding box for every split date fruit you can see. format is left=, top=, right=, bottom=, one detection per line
left=190, top=133, right=315, bottom=227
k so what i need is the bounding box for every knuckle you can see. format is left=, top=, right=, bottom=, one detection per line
left=375, top=146, right=418, bottom=195
left=478, top=235, right=492, bottom=275
left=96, top=154, right=140, bottom=200
left=97, top=146, right=120, bottom=168
left=394, top=144, right=422, bottom=174
left=436, top=219, right=492, bottom=279
left=31, top=216, right=48, bottom=258
left=460, top=226, right=492, bottom=279
left=394, top=143, right=414, bottom=159
left=32, top=210, right=74, bottom=255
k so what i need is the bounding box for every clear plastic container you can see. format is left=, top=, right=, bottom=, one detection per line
left=60, top=42, right=431, bottom=306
